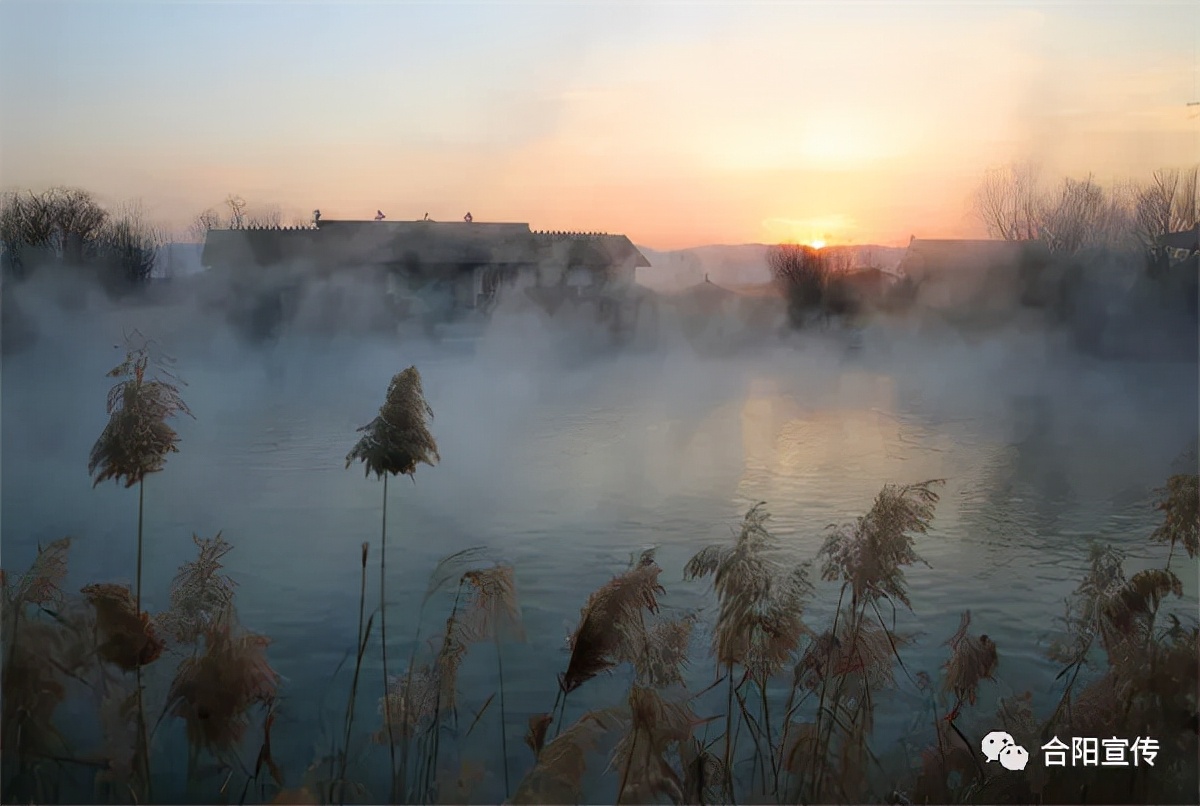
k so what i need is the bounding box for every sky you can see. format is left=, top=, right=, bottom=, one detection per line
left=1, top=1, right=1197, bottom=250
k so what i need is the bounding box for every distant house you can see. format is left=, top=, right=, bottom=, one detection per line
left=1149, top=226, right=1199, bottom=275
left=896, top=237, right=1053, bottom=317
left=839, top=267, right=898, bottom=296
left=674, top=275, right=741, bottom=316
left=666, top=275, right=786, bottom=350
left=825, top=266, right=901, bottom=314
left=1147, top=226, right=1199, bottom=321
left=201, top=219, right=651, bottom=326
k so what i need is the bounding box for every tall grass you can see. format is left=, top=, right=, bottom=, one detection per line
left=85, top=330, right=192, bottom=801
left=345, top=365, right=440, bottom=802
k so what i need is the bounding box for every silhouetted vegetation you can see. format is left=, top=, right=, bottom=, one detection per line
left=974, top=163, right=1198, bottom=254
left=769, top=243, right=855, bottom=328
left=0, top=188, right=164, bottom=289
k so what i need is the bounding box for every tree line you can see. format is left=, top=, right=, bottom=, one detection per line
left=0, top=187, right=313, bottom=288
left=974, top=163, right=1198, bottom=255
left=0, top=187, right=165, bottom=287
left=768, top=164, right=1199, bottom=330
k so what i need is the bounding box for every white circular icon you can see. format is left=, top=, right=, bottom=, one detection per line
left=1000, top=744, right=1029, bottom=770
left=981, top=731, right=1016, bottom=762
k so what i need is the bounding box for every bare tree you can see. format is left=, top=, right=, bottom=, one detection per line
left=226, top=194, right=247, bottom=230
left=189, top=207, right=223, bottom=242
left=1, top=187, right=108, bottom=275
left=974, top=162, right=1042, bottom=241
left=43, top=187, right=109, bottom=263
left=770, top=243, right=844, bottom=327
left=1037, top=174, right=1108, bottom=255
left=1135, top=167, right=1199, bottom=244
left=95, top=201, right=164, bottom=285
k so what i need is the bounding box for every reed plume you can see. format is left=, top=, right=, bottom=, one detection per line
left=685, top=503, right=812, bottom=800
left=1, top=616, right=70, bottom=774
left=345, top=366, right=440, bottom=480
left=634, top=614, right=696, bottom=689
left=157, top=532, right=237, bottom=645
left=509, top=707, right=626, bottom=805
left=88, top=333, right=192, bottom=491
left=560, top=550, right=665, bottom=695
left=88, top=332, right=191, bottom=802
left=795, top=482, right=940, bottom=805
left=416, top=564, right=526, bottom=801
left=609, top=685, right=701, bottom=804
left=941, top=610, right=998, bottom=709
left=6, top=536, right=71, bottom=610
left=345, top=365, right=439, bottom=802
left=525, top=714, right=554, bottom=759
left=685, top=503, right=814, bottom=680
left=165, top=616, right=279, bottom=755
left=1054, top=544, right=1184, bottom=664
left=81, top=583, right=165, bottom=671
left=679, top=736, right=725, bottom=805
left=376, top=665, right=439, bottom=743
left=818, top=481, right=941, bottom=609
left=1151, top=472, right=1199, bottom=567
left=460, top=564, right=525, bottom=644
left=795, top=620, right=905, bottom=692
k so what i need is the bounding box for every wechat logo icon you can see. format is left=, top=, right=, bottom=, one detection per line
left=982, top=731, right=1029, bottom=771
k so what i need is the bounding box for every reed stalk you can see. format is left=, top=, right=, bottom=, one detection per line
left=338, top=542, right=371, bottom=801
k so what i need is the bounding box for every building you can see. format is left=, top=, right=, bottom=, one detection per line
left=1147, top=226, right=1199, bottom=321
left=1149, top=226, right=1199, bottom=277
left=200, top=218, right=652, bottom=337
left=896, top=237, right=1053, bottom=319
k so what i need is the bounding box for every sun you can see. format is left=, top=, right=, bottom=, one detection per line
left=809, top=239, right=826, bottom=250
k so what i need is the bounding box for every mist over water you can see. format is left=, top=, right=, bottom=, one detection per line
left=3, top=264, right=1197, bottom=801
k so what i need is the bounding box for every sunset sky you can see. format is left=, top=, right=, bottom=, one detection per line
left=1, top=1, right=1196, bottom=250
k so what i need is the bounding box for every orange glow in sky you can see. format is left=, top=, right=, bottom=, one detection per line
left=0, top=3, right=1195, bottom=250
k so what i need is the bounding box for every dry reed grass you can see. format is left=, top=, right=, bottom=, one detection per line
left=9, top=338, right=1199, bottom=806
left=941, top=611, right=998, bottom=709
left=685, top=503, right=813, bottom=681
left=610, top=685, right=702, bottom=804
left=1151, top=472, right=1199, bottom=565
left=634, top=615, right=696, bottom=690
left=157, top=532, right=237, bottom=645
left=345, top=366, right=440, bottom=480
left=346, top=365, right=439, bottom=802
left=81, top=583, right=165, bottom=671
left=818, top=481, right=941, bottom=610
left=509, top=707, right=626, bottom=804
left=88, top=335, right=192, bottom=489
left=377, top=665, right=440, bottom=743
left=165, top=618, right=280, bottom=754
left=560, top=550, right=665, bottom=695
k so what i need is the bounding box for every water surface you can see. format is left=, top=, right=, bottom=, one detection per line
left=4, top=308, right=1197, bottom=801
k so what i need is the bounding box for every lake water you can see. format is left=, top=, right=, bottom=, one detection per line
left=3, top=302, right=1197, bottom=803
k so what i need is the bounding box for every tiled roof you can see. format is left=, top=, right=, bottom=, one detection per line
left=202, top=219, right=651, bottom=270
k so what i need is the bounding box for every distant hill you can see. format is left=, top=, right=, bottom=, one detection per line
left=635, top=243, right=907, bottom=292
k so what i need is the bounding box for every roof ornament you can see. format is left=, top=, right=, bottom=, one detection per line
left=463, top=212, right=473, bottom=223
left=313, top=209, right=321, bottom=224
left=423, top=212, right=429, bottom=221
left=375, top=210, right=386, bottom=221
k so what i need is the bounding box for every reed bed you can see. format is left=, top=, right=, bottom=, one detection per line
left=1, top=348, right=1196, bottom=805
